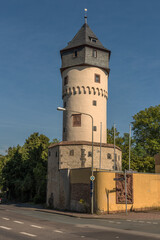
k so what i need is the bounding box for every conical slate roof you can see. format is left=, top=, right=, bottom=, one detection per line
left=61, top=23, right=110, bottom=53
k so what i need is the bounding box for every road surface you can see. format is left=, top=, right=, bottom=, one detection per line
left=0, top=204, right=160, bottom=239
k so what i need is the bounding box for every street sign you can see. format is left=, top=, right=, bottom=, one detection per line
left=113, top=177, right=124, bottom=181
left=90, top=175, right=95, bottom=181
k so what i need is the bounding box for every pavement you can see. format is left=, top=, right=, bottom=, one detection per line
left=3, top=203, right=160, bottom=220
left=36, top=208, right=160, bottom=220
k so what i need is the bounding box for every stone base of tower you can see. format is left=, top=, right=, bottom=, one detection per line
left=47, top=141, right=122, bottom=211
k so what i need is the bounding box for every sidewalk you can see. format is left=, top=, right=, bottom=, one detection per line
left=36, top=208, right=160, bottom=220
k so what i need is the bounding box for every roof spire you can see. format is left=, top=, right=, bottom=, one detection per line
left=84, top=8, right=87, bottom=24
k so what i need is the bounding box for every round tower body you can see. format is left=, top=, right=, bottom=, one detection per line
left=62, top=66, right=108, bottom=143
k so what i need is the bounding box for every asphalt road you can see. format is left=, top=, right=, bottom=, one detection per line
left=0, top=204, right=160, bottom=240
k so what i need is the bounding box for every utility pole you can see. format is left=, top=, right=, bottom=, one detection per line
left=129, top=124, right=131, bottom=171
left=114, top=123, right=116, bottom=170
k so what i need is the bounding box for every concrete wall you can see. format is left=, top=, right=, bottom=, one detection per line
left=70, top=169, right=160, bottom=213
left=70, top=168, right=91, bottom=212
left=47, top=146, right=70, bottom=210
left=95, top=171, right=160, bottom=213
left=47, top=143, right=122, bottom=211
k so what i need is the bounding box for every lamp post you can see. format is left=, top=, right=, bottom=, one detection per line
left=57, top=107, right=94, bottom=214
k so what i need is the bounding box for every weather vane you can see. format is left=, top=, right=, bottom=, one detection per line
left=84, top=8, right=87, bottom=24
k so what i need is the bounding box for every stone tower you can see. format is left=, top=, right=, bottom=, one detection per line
left=47, top=17, right=122, bottom=211
left=60, top=20, right=111, bottom=143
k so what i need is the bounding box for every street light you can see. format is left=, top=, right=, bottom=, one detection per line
left=57, top=107, right=94, bottom=214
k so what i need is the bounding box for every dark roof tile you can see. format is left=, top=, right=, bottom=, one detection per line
left=61, top=23, right=110, bottom=53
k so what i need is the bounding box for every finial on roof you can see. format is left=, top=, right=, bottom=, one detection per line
left=84, top=8, right=87, bottom=24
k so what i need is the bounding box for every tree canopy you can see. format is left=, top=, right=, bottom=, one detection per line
left=1, top=133, right=58, bottom=203
left=107, top=105, right=160, bottom=173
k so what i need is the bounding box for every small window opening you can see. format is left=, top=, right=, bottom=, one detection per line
left=64, top=76, right=68, bottom=85
left=73, top=50, right=78, bottom=58
left=70, top=150, right=74, bottom=156
left=89, top=36, right=97, bottom=43
left=93, top=126, right=97, bottom=131
left=88, top=151, right=92, bottom=157
left=93, top=100, right=97, bottom=106
left=93, top=49, right=97, bottom=58
left=107, top=153, right=112, bottom=159
left=64, top=102, right=66, bottom=108
left=95, top=74, right=100, bottom=83
left=73, top=114, right=81, bottom=127
left=55, top=151, right=58, bottom=157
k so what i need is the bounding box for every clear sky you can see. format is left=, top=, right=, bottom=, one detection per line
left=0, top=0, right=160, bottom=155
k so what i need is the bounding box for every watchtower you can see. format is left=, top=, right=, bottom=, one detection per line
left=47, top=15, right=122, bottom=211
left=60, top=17, right=111, bottom=143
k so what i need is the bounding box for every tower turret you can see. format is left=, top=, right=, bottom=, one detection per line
left=60, top=22, right=111, bottom=143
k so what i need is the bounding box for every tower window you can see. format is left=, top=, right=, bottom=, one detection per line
left=95, top=74, right=100, bottom=83
left=88, top=151, right=92, bottom=157
left=92, top=100, right=97, bottom=106
left=93, top=126, right=97, bottom=131
left=73, top=50, right=78, bottom=58
left=63, top=127, right=66, bottom=132
left=73, top=114, right=81, bottom=127
left=89, top=36, right=97, bottom=43
left=64, top=102, right=66, bottom=108
left=64, top=76, right=68, bottom=85
left=70, top=150, right=74, bottom=156
left=107, top=153, right=112, bottom=159
left=93, top=49, right=97, bottom=58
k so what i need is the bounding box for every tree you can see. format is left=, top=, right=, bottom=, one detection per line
left=107, top=127, right=123, bottom=149
left=0, top=154, right=6, bottom=191
left=132, top=105, right=160, bottom=156
left=2, top=132, right=50, bottom=203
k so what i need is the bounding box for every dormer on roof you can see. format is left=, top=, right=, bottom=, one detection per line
left=60, top=22, right=111, bottom=74
left=61, top=23, right=111, bottom=54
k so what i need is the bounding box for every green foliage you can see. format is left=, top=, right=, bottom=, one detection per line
left=108, top=112, right=157, bottom=173
left=0, top=154, right=6, bottom=190
left=132, top=105, right=160, bottom=156
left=2, top=132, right=51, bottom=203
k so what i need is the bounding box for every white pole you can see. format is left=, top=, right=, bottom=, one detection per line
left=99, top=122, right=102, bottom=169
left=129, top=124, right=131, bottom=171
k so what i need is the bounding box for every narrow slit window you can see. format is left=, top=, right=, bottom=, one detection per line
left=93, top=49, right=97, bottom=58
left=73, top=50, right=78, bottom=58
left=64, top=76, right=68, bottom=85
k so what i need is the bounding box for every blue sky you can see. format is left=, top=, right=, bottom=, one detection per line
left=0, top=0, right=160, bottom=154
